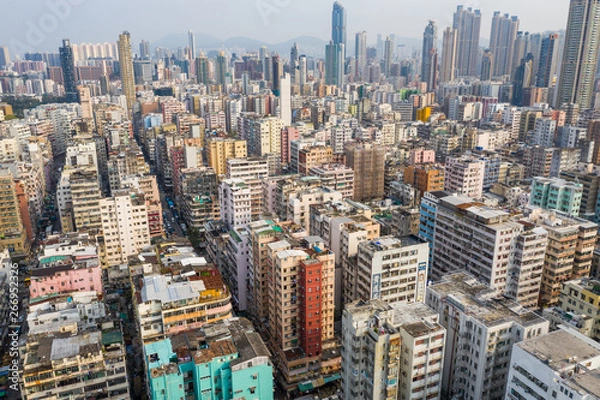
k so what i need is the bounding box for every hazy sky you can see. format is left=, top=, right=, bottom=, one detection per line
left=1, top=0, right=570, bottom=55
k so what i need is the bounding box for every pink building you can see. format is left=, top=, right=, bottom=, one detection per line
left=30, top=255, right=103, bottom=299
left=281, top=126, right=300, bottom=167
left=409, top=149, right=436, bottom=165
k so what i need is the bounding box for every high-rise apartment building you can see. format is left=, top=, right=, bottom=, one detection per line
left=0, top=46, right=10, bottom=68
left=205, top=137, right=247, bottom=176
left=0, top=169, right=28, bottom=257
left=341, top=300, right=445, bottom=400
left=344, top=142, right=386, bottom=201
left=350, top=236, right=429, bottom=305
left=59, top=39, right=78, bottom=103
left=453, top=5, right=481, bottom=77
left=227, top=157, right=269, bottom=221
left=444, top=155, right=485, bottom=199
left=440, top=27, right=458, bottom=83
left=355, top=31, right=367, bottom=79
left=556, top=0, right=600, bottom=109
left=215, top=51, right=228, bottom=88
left=298, top=145, right=333, bottom=174
left=559, top=278, right=600, bottom=341
left=325, top=41, right=345, bottom=87
left=506, top=327, right=600, bottom=400
left=195, top=52, right=210, bottom=85
left=525, top=208, right=597, bottom=308
left=422, top=20, right=438, bottom=91
left=383, top=36, right=395, bottom=76
left=489, top=12, right=520, bottom=77
left=266, top=236, right=337, bottom=387
left=428, top=194, right=549, bottom=307
left=118, top=32, right=135, bottom=115
left=219, top=178, right=251, bottom=230
left=536, top=33, right=560, bottom=88
left=98, top=190, right=151, bottom=268
left=241, top=116, right=284, bottom=157
left=530, top=177, right=583, bottom=216
left=480, top=49, right=493, bottom=81
left=426, top=273, right=550, bottom=400
left=309, top=164, right=354, bottom=199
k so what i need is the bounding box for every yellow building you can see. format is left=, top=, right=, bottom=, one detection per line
left=0, top=169, right=28, bottom=257
left=206, top=137, right=247, bottom=176
left=416, top=106, right=432, bottom=122
left=560, top=278, right=600, bottom=341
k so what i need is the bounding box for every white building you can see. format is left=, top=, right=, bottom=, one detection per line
left=354, top=235, right=429, bottom=305
left=331, top=124, right=354, bottom=154
left=219, top=178, right=251, bottom=230
left=99, top=189, right=151, bottom=267
left=531, top=117, right=557, bottom=147
left=341, top=300, right=445, bottom=400
left=287, top=187, right=343, bottom=231
left=444, top=155, right=485, bottom=199
left=429, top=193, right=548, bottom=307
left=309, top=163, right=354, bottom=199
left=426, top=272, right=550, bottom=400
left=224, top=226, right=250, bottom=312
left=506, top=327, right=600, bottom=400
left=279, top=73, right=292, bottom=126
left=227, top=157, right=269, bottom=221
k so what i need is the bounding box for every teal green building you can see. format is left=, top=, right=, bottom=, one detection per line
left=145, top=318, right=273, bottom=400
left=530, top=177, right=583, bottom=216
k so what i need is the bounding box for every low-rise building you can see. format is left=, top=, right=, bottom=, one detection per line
left=135, top=268, right=233, bottom=344
left=144, top=318, right=273, bottom=400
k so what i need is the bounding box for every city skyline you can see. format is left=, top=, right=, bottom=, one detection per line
left=1, top=0, right=570, bottom=55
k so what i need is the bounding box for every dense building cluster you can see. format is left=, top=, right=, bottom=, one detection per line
left=3, top=1, right=600, bottom=400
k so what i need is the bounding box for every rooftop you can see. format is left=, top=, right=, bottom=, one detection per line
left=430, top=273, right=547, bottom=328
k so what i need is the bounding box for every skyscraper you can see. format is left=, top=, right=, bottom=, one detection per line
left=480, top=49, right=494, bottom=80
left=422, top=20, right=438, bottom=91
left=536, top=33, right=560, bottom=88
left=195, top=53, right=210, bottom=85
left=440, top=27, right=458, bottom=83
left=325, top=41, right=344, bottom=87
left=118, top=32, right=135, bottom=115
left=271, top=54, right=283, bottom=96
left=355, top=31, right=367, bottom=79
left=0, top=46, right=10, bottom=68
left=188, top=30, right=196, bottom=59
left=215, top=51, right=228, bottom=88
left=512, top=31, right=531, bottom=76
left=489, top=12, right=520, bottom=77
left=59, top=39, right=78, bottom=103
left=383, top=36, right=395, bottom=76
left=259, top=46, right=269, bottom=81
left=513, top=53, right=535, bottom=106
left=299, top=55, right=307, bottom=86
left=332, top=1, right=347, bottom=48
left=279, top=73, right=292, bottom=126
left=556, top=0, right=600, bottom=109
left=139, top=40, right=149, bottom=59
left=290, top=42, right=299, bottom=83
left=453, top=5, right=481, bottom=77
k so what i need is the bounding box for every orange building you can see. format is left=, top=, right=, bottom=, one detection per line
left=404, top=165, right=445, bottom=196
